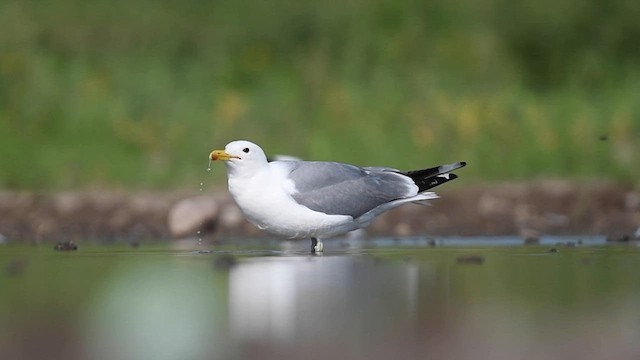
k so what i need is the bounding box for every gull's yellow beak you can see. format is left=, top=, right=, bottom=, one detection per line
left=209, top=150, right=240, bottom=161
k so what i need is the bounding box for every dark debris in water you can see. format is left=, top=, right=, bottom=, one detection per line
left=54, top=241, right=78, bottom=252
left=213, top=254, right=237, bottom=270
left=456, top=255, right=485, bottom=265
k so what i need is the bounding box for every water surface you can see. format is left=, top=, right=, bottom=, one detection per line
left=1, top=237, right=639, bottom=360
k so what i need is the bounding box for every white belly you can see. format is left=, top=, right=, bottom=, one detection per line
left=228, top=173, right=355, bottom=239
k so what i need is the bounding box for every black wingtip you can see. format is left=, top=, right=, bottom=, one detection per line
left=460, top=161, right=467, bottom=167
left=415, top=173, right=459, bottom=192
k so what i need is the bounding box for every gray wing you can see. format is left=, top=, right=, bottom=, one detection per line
left=283, top=161, right=417, bottom=218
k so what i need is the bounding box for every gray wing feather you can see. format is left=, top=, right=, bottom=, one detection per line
left=285, top=161, right=416, bottom=218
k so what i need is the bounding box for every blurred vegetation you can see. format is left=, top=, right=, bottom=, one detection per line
left=0, top=0, right=639, bottom=189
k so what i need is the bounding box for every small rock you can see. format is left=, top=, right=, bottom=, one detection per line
left=543, top=212, right=569, bottom=227
left=625, top=193, right=640, bottom=211
left=456, top=255, right=485, bottom=265
left=53, top=192, right=84, bottom=215
left=54, top=240, right=78, bottom=251
left=219, top=204, right=245, bottom=229
left=393, top=223, right=412, bottom=237
left=477, top=194, right=511, bottom=216
left=168, top=196, right=219, bottom=238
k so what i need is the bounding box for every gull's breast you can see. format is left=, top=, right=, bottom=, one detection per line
left=228, top=171, right=353, bottom=239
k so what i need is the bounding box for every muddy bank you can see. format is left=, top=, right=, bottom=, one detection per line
left=0, top=180, right=638, bottom=243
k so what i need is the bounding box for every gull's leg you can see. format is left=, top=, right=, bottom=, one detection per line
left=310, top=237, right=324, bottom=253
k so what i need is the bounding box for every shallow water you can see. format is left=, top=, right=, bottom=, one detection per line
left=1, top=237, right=640, bottom=360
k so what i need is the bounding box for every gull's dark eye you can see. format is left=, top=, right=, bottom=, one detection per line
left=242, top=147, right=250, bottom=153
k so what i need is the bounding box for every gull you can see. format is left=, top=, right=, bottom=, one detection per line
left=209, top=140, right=466, bottom=253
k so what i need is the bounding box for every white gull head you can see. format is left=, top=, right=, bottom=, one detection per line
left=210, top=140, right=269, bottom=178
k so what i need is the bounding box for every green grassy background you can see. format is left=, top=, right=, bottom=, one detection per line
left=1, top=0, right=639, bottom=189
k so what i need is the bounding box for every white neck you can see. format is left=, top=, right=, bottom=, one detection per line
left=225, top=161, right=269, bottom=179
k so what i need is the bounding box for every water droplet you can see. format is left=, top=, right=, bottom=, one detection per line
left=197, top=224, right=203, bottom=245
left=207, top=167, right=211, bottom=172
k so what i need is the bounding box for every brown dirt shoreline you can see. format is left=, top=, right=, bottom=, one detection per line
left=1, top=180, right=639, bottom=244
